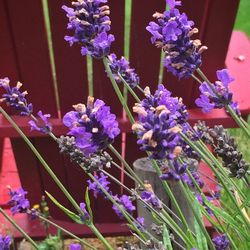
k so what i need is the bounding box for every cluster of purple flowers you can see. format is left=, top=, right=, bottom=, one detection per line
left=146, top=1, right=207, bottom=79
left=195, top=69, right=240, bottom=114
left=107, top=53, right=140, bottom=88
left=112, top=195, right=136, bottom=219
left=212, top=234, right=230, bottom=250
left=132, top=84, right=188, bottom=159
left=0, top=234, right=11, bottom=250
left=0, top=77, right=32, bottom=116
left=8, top=187, right=30, bottom=215
left=63, top=97, right=120, bottom=156
left=160, top=160, right=187, bottom=181
left=62, top=0, right=114, bottom=59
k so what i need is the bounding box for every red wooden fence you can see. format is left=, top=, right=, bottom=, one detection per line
left=1, top=0, right=247, bottom=237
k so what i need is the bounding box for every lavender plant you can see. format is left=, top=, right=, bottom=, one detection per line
left=0, top=0, right=250, bottom=249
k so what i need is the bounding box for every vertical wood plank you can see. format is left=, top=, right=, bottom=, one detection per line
left=6, top=0, right=57, bottom=116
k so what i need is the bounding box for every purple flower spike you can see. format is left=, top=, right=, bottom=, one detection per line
left=87, top=172, right=111, bottom=198
left=112, top=195, right=136, bottom=219
left=29, top=111, right=52, bottom=134
left=63, top=97, right=120, bottom=156
left=63, top=0, right=114, bottom=59
left=80, top=202, right=90, bottom=222
left=195, top=69, right=240, bottom=115
left=141, top=191, right=162, bottom=210
left=132, top=84, right=188, bottom=160
left=8, top=187, right=30, bottom=215
left=69, top=243, right=82, bottom=250
left=0, top=78, right=33, bottom=116
left=108, top=53, right=140, bottom=89
left=212, top=234, right=230, bottom=250
left=0, top=234, right=11, bottom=250
left=147, top=5, right=206, bottom=79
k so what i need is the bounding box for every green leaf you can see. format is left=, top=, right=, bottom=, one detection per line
left=45, top=191, right=83, bottom=224
left=163, top=224, right=173, bottom=250
left=193, top=199, right=207, bottom=250
left=204, top=199, right=250, bottom=240
left=85, top=187, right=93, bottom=221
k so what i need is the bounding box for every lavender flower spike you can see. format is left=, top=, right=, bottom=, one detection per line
left=212, top=234, right=230, bottom=250
left=87, top=172, right=111, bottom=198
left=146, top=4, right=207, bottom=79
left=63, top=97, right=120, bottom=156
left=195, top=69, right=240, bottom=114
left=63, top=0, right=115, bottom=59
left=69, top=243, right=82, bottom=250
left=0, top=234, right=11, bottom=250
left=0, top=77, right=33, bottom=116
left=107, top=53, right=140, bottom=89
left=80, top=202, right=90, bottom=222
left=112, top=195, right=136, bottom=219
left=29, top=110, right=52, bottom=134
left=8, top=187, right=30, bottom=215
left=132, top=84, right=188, bottom=160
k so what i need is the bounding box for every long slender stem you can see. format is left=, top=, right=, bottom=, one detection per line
left=0, top=208, right=39, bottom=250
left=89, top=224, right=112, bottom=250
left=37, top=214, right=96, bottom=250
left=87, top=173, right=148, bottom=242
left=150, top=158, right=193, bottom=238
left=118, top=73, right=141, bottom=103
left=103, top=57, right=135, bottom=124
left=178, top=182, right=216, bottom=250
left=87, top=55, right=94, bottom=97
left=108, top=145, right=145, bottom=187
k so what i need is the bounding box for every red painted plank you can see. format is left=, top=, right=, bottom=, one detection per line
left=226, top=31, right=250, bottom=114
left=5, top=0, right=57, bottom=116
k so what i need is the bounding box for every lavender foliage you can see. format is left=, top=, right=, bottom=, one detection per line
left=146, top=3, right=206, bottom=78
left=107, top=53, right=140, bottom=88
left=8, top=187, right=30, bottom=215
left=0, top=78, right=33, bottom=116
left=195, top=69, right=240, bottom=114
left=63, top=97, right=120, bottom=156
left=63, top=0, right=114, bottom=59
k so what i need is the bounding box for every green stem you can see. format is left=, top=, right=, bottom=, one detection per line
left=118, top=73, right=141, bottom=103
left=87, top=173, right=147, bottom=242
left=108, top=145, right=145, bottom=187
left=226, top=104, right=250, bottom=138
left=37, top=214, right=96, bottom=250
left=0, top=107, right=84, bottom=218
left=103, top=57, right=135, bottom=124
left=87, top=55, right=94, bottom=97
left=89, top=224, right=112, bottom=250
left=178, top=183, right=216, bottom=250
left=0, top=208, right=39, bottom=250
